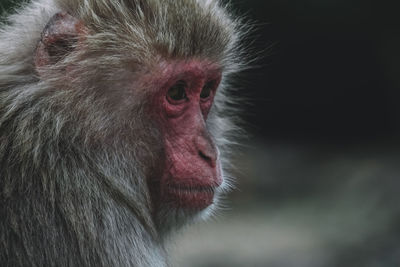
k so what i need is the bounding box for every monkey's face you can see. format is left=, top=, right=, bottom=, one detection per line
left=34, top=12, right=227, bottom=217
left=148, top=60, right=223, bottom=211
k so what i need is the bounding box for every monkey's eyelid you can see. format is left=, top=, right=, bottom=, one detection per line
left=166, top=80, right=188, bottom=103
left=200, top=80, right=216, bottom=99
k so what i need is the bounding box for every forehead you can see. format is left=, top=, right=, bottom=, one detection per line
left=81, top=0, right=234, bottom=64
left=136, top=59, right=222, bottom=89
left=158, top=60, right=222, bottom=78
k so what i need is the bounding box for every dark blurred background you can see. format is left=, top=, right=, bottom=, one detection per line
left=2, top=0, right=400, bottom=266
left=234, top=0, right=400, bottom=145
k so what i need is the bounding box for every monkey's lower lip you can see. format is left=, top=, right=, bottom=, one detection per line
left=167, top=184, right=216, bottom=193
left=164, top=184, right=216, bottom=209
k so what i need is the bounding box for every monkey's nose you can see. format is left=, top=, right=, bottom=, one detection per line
left=195, top=135, right=218, bottom=167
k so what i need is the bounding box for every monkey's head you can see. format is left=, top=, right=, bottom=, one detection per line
left=30, top=0, right=244, bottom=233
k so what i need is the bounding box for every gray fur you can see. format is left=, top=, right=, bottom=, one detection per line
left=0, top=0, right=246, bottom=266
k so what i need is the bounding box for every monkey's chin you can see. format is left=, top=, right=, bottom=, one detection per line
left=163, top=185, right=216, bottom=210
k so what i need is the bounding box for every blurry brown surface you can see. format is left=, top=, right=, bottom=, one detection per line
left=170, top=142, right=400, bottom=267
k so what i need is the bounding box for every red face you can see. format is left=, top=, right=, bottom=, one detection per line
left=149, top=60, right=223, bottom=210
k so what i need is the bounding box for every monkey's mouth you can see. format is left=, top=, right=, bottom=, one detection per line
left=167, top=184, right=215, bottom=193
left=164, top=183, right=216, bottom=209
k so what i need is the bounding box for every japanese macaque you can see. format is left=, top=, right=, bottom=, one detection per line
left=0, top=0, right=246, bottom=266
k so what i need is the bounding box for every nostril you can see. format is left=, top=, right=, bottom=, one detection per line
left=198, top=149, right=217, bottom=167
left=195, top=135, right=217, bottom=166
left=199, top=150, right=211, bottom=162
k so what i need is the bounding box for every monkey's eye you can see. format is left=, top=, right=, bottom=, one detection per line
left=200, top=81, right=215, bottom=99
left=167, top=81, right=187, bottom=103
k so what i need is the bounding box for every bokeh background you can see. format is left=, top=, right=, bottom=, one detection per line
left=2, top=0, right=400, bottom=266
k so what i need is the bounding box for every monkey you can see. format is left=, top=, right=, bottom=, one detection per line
left=0, top=0, right=247, bottom=266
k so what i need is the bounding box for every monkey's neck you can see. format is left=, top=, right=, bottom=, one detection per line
left=0, top=145, right=168, bottom=267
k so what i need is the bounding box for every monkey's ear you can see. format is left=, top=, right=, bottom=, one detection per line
left=35, top=12, right=87, bottom=72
